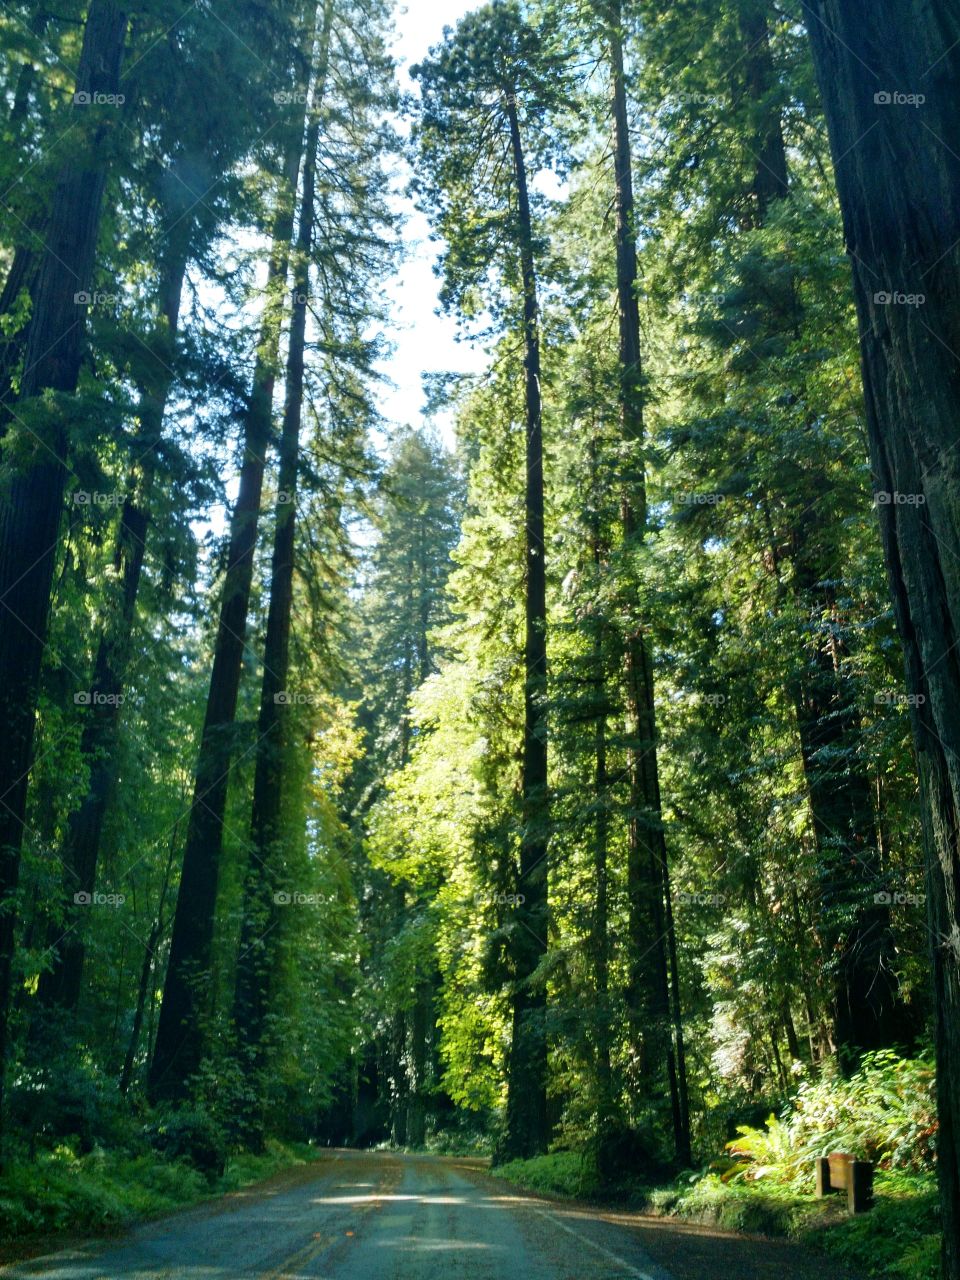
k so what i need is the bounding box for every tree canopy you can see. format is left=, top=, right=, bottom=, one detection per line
left=0, top=1, right=957, bottom=1275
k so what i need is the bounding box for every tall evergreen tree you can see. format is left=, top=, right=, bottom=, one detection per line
left=801, top=2, right=960, bottom=1271
left=596, top=0, right=690, bottom=1160
left=0, top=0, right=129, bottom=1154
left=149, top=5, right=319, bottom=1101
left=412, top=0, right=573, bottom=1159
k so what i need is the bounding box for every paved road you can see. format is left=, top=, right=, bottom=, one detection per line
left=0, top=1151, right=863, bottom=1280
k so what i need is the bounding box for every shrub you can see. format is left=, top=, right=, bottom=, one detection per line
left=812, top=1171, right=940, bottom=1280
left=494, top=1151, right=600, bottom=1198
left=7, top=1058, right=133, bottom=1156
left=144, top=1107, right=227, bottom=1180
left=726, top=1051, right=936, bottom=1187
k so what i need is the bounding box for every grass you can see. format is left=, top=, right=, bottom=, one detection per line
left=490, top=1156, right=940, bottom=1280
left=810, top=1172, right=940, bottom=1280
left=495, top=1150, right=601, bottom=1199
left=0, top=1139, right=321, bottom=1250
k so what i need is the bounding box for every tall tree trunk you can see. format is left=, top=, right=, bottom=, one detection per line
left=587, top=428, right=615, bottom=1176
left=735, top=0, right=906, bottom=1059
left=0, top=7, right=51, bottom=434
left=735, top=0, right=789, bottom=228
left=801, top=3, right=960, bottom=1274
left=32, top=232, right=189, bottom=1022
left=0, top=245, right=40, bottom=438
left=604, top=2, right=690, bottom=1164
left=149, top=127, right=307, bottom=1103
left=406, top=491, right=436, bottom=1149
left=121, top=829, right=178, bottom=1095
left=787, top=550, right=905, bottom=1057
left=0, top=0, right=128, bottom=1160
left=233, top=21, right=328, bottom=1140
left=502, top=93, right=549, bottom=1162
left=407, top=984, right=428, bottom=1147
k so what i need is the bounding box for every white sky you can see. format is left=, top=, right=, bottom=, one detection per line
left=377, top=0, right=488, bottom=448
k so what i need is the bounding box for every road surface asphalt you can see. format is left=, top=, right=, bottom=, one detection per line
left=0, top=1150, right=865, bottom=1280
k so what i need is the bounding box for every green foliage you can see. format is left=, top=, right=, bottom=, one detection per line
left=647, top=1169, right=939, bottom=1280
left=423, top=1123, right=494, bottom=1157
left=411, top=0, right=574, bottom=323
left=0, top=0, right=943, bottom=1264
left=8, top=1057, right=127, bottom=1155
left=727, top=1052, right=937, bottom=1186
left=651, top=1172, right=815, bottom=1235
left=0, top=1140, right=317, bottom=1245
left=814, top=1172, right=940, bottom=1280
left=144, top=1107, right=228, bottom=1181
left=494, top=1151, right=600, bottom=1199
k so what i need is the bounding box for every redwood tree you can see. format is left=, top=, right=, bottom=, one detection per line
left=801, top=3, right=960, bottom=1272
left=0, top=0, right=128, bottom=1155
left=412, top=0, right=572, bottom=1160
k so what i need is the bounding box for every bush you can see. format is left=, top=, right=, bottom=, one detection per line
left=424, top=1126, right=493, bottom=1156
left=812, top=1171, right=940, bottom=1280
left=726, top=1051, right=937, bottom=1187
left=0, top=1139, right=319, bottom=1247
left=144, top=1107, right=227, bottom=1180
left=494, top=1151, right=600, bottom=1199
left=0, top=1150, right=205, bottom=1243
left=644, top=1167, right=940, bottom=1280
left=7, top=1058, right=135, bottom=1156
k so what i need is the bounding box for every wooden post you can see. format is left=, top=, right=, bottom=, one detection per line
left=814, top=1152, right=874, bottom=1214
left=849, top=1160, right=874, bottom=1214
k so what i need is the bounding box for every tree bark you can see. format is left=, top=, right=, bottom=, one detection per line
left=735, top=0, right=789, bottom=228
left=800, top=3, right=960, bottom=1273
left=732, top=0, right=908, bottom=1060
left=149, top=126, right=307, bottom=1102
left=604, top=1, right=690, bottom=1164
left=233, top=8, right=330, bottom=1139
left=408, top=981, right=429, bottom=1147
left=0, top=0, right=128, bottom=1160
left=0, top=8, right=50, bottom=434
left=787, top=553, right=906, bottom=1056
left=588, top=429, right=615, bottom=1176
left=32, top=233, right=189, bottom=1021
left=502, top=93, right=549, bottom=1162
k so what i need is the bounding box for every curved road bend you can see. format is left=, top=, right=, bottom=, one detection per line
left=0, top=1150, right=865, bottom=1280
